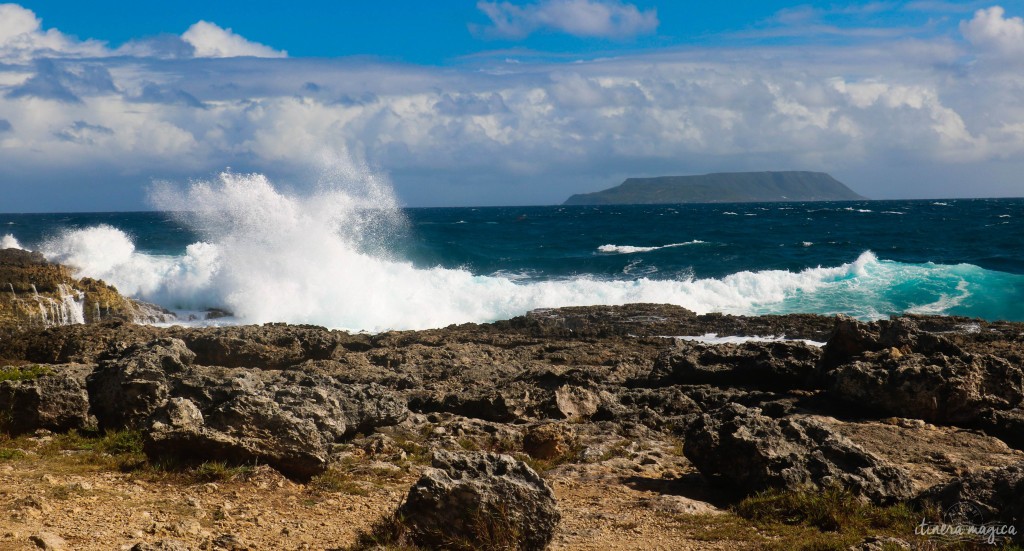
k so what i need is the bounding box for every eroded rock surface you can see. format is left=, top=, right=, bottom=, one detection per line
left=87, top=337, right=406, bottom=478
left=398, top=450, right=560, bottom=551
left=0, top=363, right=93, bottom=434
left=684, top=403, right=915, bottom=504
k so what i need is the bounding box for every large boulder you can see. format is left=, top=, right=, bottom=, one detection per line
left=398, top=450, right=560, bottom=551
left=87, top=338, right=407, bottom=478
left=0, top=363, right=94, bottom=434
left=826, top=352, right=1024, bottom=425
left=916, top=461, right=1024, bottom=543
left=684, top=404, right=914, bottom=504
left=821, top=315, right=1024, bottom=427
left=644, top=340, right=821, bottom=390
left=87, top=338, right=195, bottom=430
left=822, top=316, right=963, bottom=369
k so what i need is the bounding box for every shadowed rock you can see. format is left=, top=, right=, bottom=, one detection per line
left=684, top=404, right=915, bottom=504
left=0, top=363, right=94, bottom=434
left=916, top=461, right=1024, bottom=543
left=645, top=340, right=821, bottom=390
left=398, top=450, right=560, bottom=551
left=823, top=317, right=1024, bottom=425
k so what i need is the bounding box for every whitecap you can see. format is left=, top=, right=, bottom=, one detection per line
left=597, top=241, right=705, bottom=254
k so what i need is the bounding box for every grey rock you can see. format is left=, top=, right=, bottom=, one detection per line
left=684, top=404, right=914, bottom=504
left=412, top=383, right=545, bottom=423
left=87, top=338, right=195, bottom=430
left=916, top=460, right=1024, bottom=542
left=0, top=364, right=93, bottom=434
left=646, top=340, right=821, bottom=390
left=211, top=534, right=247, bottom=550
left=398, top=450, right=560, bottom=551
left=827, top=352, right=1024, bottom=425
left=89, top=338, right=406, bottom=479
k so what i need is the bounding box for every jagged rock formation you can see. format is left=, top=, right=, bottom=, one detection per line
left=684, top=403, right=915, bottom=504
left=1, top=292, right=1024, bottom=547
left=397, top=450, right=560, bottom=550
left=0, top=363, right=94, bottom=434
left=87, top=338, right=407, bottom=478
left=917, top=461, right=1024, bottom=543
left=0, top=248, right=172, bottom=329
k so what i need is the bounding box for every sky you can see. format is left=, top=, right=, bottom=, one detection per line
left=1, top=0, right=1024, bottom=211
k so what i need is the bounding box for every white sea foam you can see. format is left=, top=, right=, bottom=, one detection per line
left=843, top=207, right=873, bottom=213
left=34, top=168, right=982, bottom=332
left=1, top=233, right=22, bottom=249
left=597, top=241, right=704, bottom=254
left=672, top=334, right=826, bottom=347
left=907, top=279, right=971, bottom=315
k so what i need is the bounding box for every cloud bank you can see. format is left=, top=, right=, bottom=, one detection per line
left=474, top=0, right=659, bottom=39
left=1, top=3, right=1024, bottom=211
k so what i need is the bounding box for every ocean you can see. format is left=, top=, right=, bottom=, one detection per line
left=2, top=172, right=1022, bottom=331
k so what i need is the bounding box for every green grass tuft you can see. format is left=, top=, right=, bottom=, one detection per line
left=0, top=364, right=52, bottom=382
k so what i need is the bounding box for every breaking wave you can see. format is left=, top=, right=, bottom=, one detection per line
left=33, top=170, right=1024, bottom=331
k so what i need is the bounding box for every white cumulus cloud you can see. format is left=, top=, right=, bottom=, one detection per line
left=181, top=21, right=287, bottom=58
left=961, top=5, right=1024, bottom=56
left=0, top=3, right=107, bottom=62
left=475, top=0, right=658, bottom=39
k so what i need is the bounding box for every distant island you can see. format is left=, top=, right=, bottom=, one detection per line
left=563, top=171, right=867, bottom=205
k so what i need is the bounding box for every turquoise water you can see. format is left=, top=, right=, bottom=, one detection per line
left=2, top=197, right=1022, bottom=329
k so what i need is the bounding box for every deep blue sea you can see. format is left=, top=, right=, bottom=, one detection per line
left=3, top=194, right=1023, bottom=331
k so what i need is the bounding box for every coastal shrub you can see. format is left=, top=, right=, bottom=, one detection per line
left=0, top=447, right=23, bottom=460
left=309, top=468, right=370, bottom=496
left=41, top=429, right=147, bottom=471
left=191, top=460, right=254, bottom=482
left=0, top=364, right=51, bottom=382
left=736, top=487, right=915, bottom=532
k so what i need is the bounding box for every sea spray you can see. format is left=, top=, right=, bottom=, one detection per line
left=32, top=171, right=1024, bottom=330
left=1, top=233, right=21, bottom=249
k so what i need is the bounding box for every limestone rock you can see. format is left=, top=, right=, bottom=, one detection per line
left=0, top=248, right=172, bottom=329
left=0, top=363, right=93, bottom=434
left=523, top=423, right=576, bottom=461
left=398, top=450, right=560, bottom=550
left=87, top=338, right=195, bottom=430
left=553, top=385, right=599, bottom=420
left=684, top=404, right=915, bottom=504
left=88, top=337, right=407, bottom=478
left=646, top=340, right=821, bottom=390
left=916, top=461, right=1024, bottom=542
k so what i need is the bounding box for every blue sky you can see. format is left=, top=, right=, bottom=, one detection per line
left=2, top=1, right=1024, bottom=211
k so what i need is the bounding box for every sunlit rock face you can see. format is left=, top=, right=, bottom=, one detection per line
left=0, top=247, right=171, bottom=329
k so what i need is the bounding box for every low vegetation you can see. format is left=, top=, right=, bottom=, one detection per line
left=0, top=363, right=51, bottom=382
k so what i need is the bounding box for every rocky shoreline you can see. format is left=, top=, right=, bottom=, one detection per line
left=2, top=252, right=1024, bottom=549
